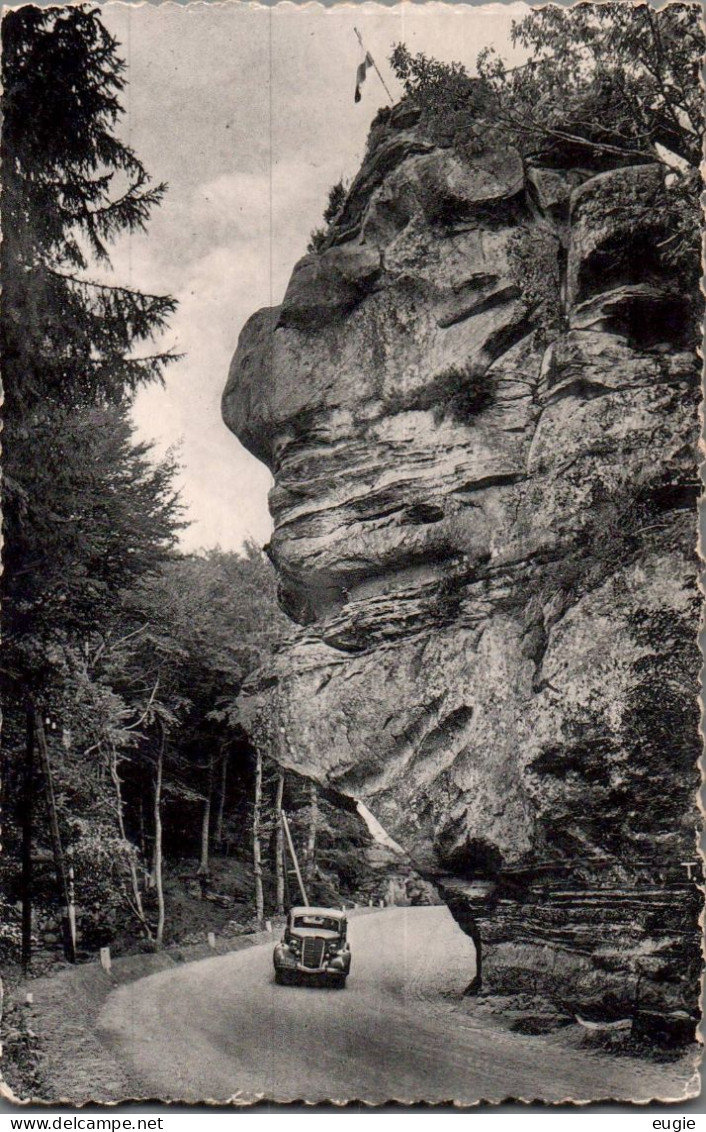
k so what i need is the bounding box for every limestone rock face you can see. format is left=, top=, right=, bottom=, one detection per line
left=223, top=108, right=701, bottom=1031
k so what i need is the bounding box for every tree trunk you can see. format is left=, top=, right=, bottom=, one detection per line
left=154, top=729, right=165, bottom=948
left=305, top=780, right=318, bottom=886
left=198, top=748, right=214, bottom=876
left=34, top=708, right=75, bottom=963
left=215, top=743, right=228, bottom=845
left=108, top=745, right=152, bottom=939
left=274, top=772, right=285, bottom=915
left=21, top=705, right=34, bottom=975
left=139, top=794, right=146, bottom=859
left=253, top=748, right=264, bottom=926
left=147, top=839, right=156, bottom=889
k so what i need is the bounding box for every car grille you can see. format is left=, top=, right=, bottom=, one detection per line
left=301, top=937, right=325, bottom=969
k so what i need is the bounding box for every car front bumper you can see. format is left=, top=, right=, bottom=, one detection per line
left=273, top=946, right=350, bottom=976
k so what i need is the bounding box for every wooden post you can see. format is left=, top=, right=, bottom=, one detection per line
left=34, top=708, right=75, bottom=963
left=100, top=946, right=111, bottom=973
left=274, top=773, right=285, bottom=915
left=207, top=931, right=216, bottom=949
left=281, top=823, right=292, bottom=909
left=67, top=857, right=77, bottom=956
left=21, top=705, right=34, bottom=975
left=281, top=810, right=308, bottom=906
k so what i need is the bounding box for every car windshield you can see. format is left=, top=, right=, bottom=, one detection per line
left=292, top=914, right=342, bottom=933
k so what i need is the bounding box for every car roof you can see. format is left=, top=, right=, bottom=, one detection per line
left=290, top=905, right=346, bottom=918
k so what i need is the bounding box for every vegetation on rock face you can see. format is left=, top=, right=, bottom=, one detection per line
left=386, top=363, right=496, bottom=426
left=390, top=5, right=703, bottom=295
left=307, top=178, right=349, bottom=253
left=389, top=43, right=497, bottom=156
left=431, top=364, right=496, bottom=425
left=391, top=4, right=703, bottom=169
left=506, top=225, right=563, bottom=345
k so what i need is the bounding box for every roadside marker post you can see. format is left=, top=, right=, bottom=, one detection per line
left=207, top=932, right=216, bottom=949
left=281, top=810, right=309, bottom=906
left=99, top=946, right=111, bottom=973
left=265, top=920, right=272, bottom=933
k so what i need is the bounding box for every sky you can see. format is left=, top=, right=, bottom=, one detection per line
left=100, top=1, right=529, bottom=553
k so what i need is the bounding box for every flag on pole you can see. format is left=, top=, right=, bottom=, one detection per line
left=353, top=26, right=393, bottom=106
left=354, top=51, right=374, bottom=103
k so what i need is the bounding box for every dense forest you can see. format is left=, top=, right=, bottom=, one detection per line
left=0, top=5, right=374, bottom=976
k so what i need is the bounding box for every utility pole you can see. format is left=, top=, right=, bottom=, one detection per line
left=281, top=810, right=309, bottom=906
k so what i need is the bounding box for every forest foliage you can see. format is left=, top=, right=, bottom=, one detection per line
left=0, top=6, right=322, bottom=968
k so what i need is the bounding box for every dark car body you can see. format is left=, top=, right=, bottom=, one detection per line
left=273, top=906, right=351, bottom=986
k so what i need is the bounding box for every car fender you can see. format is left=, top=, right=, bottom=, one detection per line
left=273, top=943, right=297, bottom=970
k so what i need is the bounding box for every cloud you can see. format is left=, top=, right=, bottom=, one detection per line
left=100, top=1, right=528, bottom=552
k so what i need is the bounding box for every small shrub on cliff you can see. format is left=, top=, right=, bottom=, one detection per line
left=307, top=178, right=349, bottom=253
left=386, top=363, right=495, bottom=426
left=389, top=43, right=496, bottom=153
left=434, top=363, right=495, bottom=425
left=507, top=224, right=563, bottom=345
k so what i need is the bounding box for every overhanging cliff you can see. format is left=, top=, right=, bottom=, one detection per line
left=223, top=101, right=701, bottom=1034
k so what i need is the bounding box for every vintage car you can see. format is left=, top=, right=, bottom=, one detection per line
left=273, top=906, right=351, bottom=987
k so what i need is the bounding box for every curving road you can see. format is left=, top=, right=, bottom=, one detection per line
left=97, top=907, right=696, bottom=1104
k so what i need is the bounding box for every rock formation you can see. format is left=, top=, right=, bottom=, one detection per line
left=223, top=101, right=701, bottom=1036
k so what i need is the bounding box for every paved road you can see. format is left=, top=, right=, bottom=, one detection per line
left=97, top=907, right=697, bottom=1104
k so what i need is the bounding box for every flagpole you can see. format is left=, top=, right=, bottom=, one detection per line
left=354, top=26, right=393, bottom=104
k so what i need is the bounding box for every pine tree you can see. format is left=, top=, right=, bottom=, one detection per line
left=0, top=5, right=181, bottom=967
left=1, top=5, right=177, bottom=415
left=1, top=5, right=182, bottom=669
